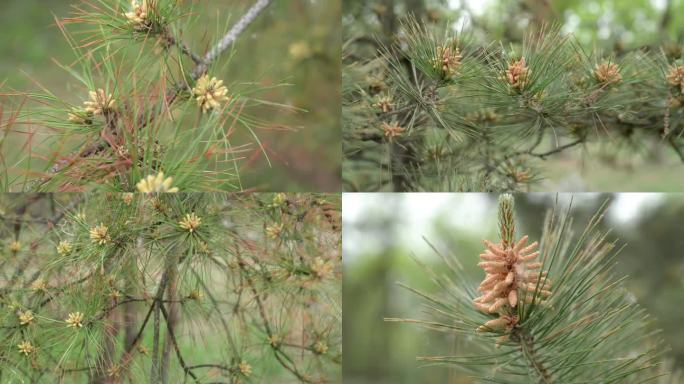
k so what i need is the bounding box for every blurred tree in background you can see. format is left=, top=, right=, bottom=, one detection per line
left=343, top=0, right=684, bottom=192
left=343, top=193, right=684, bottom=383
left=0, top=0, right=340, bottom=192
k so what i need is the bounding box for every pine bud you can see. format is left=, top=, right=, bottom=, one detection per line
left=311, top=257, right=334, bottom=280
left=474, top=196, right=552, bottom=337
left=136, top=172, right=179, bottom=193
left=498, top=194, right=515, bottom=249
left=313, top=341, right=329, bottom=355
left=31, top=279, right=48, bottom=292
left=238, top=360, right=252, bottom=376
left=192, top=74, right=230, bottom=113
left=432, top=42, right=462, bottom=79
left=66, top=312, right=84, bottom=328
left=266, top=222, right=284, bottom=239
left=9, top=241, right=21, bottom=253
left=89, top=224, right=110, bottom=245
left=17, top=341, right=36, bottom=356
left=18, top=310, right=35, bottom=326
left=372, top=94, right=394, bottom=113
left=122, top=193, right=135, bottom=205
left=83, top=89, right=116, bottom=116
left=57, top=240, right=72, bottom=256
left=178, top=212, right=202, bottom=232
left=380, top=122, right=405, bottom=141
left=594, top=62, right=622, bottom=85
left=507, top=57, right=531, bottom=91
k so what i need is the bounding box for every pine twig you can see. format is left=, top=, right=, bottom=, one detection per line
left=161, top=27, right=203, bottom=66
left=529, top=138, right=585, bottom=160
left=235, top=246, right=315, bottom=384
left=191, top=0, right=274, bottom=80
left=150, top=292, right=162, bottom=384
left=160, top=262, right=180, bottom=384
left=158, top=303, right=200, bottom=383
left=116, top=303, right=156, bottom=371
left=390, top=195, right=665, bottom=382
left=150, top=254, right=177, bottom=384
left=44, top=0, right=274, bottom=184
left=516, top=328, right=554, bottom=384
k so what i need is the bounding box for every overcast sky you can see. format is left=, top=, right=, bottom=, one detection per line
left=342, top=193, right=664, bottom=264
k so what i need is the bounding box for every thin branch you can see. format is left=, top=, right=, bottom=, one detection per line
left=44, top=0, right=273, bottom=183
left=186, top=364, right=231, bottom=371
left=117, top=302, right=156, bottom=367
left=151, top=264, right=174, bottom=384
left=161, top=260, right=180, bottom=384
left=529, top=138, right=584, bottom=160
left=161, top=28, right=203, bottom=65
left=235, top=246, right=315, bottom=384
left=517, top=328, right=554, bottom=384
left=158, top=303, right=200, bottom=383
left=191, top=0, right=273, bottom=79
left=499, top=137, right=585, bottom=164
left=192, top=269, right=241, bottom=357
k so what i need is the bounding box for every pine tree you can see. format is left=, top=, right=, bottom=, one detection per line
left=0, top=193, right=341, bottom=383
left=386, top=194, right=669, bottom=382
left=343, top=15, right=684, bottom=191
left=0, top=0, right=293, bottom=192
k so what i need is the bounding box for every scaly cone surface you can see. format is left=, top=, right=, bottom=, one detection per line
left=473, top=194, right=551, bottom=338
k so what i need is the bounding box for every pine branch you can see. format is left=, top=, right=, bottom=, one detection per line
left=158, top=303, right=200, bottom=383
left=389, top=195, right=666, bottom=382
left=235, top=245, right=316, bottom=384
left=160, top=261, right=180, bottom=384
left=151, top=253, right=177, bottom=384
left=191, top=0, right=274, bottom=80
left=115, top=302, right=157, bottom=374
left=150, top=290, right=162, bottom=384
left=344, top=18, right=684, bottom=191
left=39, top=0, right=274, bottom=187
left=515, top=328, right=554, bottom=383
left=0, top=194, right=341, bottom=382
left=528, top=138, right=585, bottom=160
left=160, top=27, right=203, bottom=66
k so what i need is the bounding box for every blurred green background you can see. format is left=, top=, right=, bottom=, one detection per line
left=344, top=0, right=684, bottom=191
left=343, top=193, right=684, bottom=383
left=0, top=0, right=340, bottom=191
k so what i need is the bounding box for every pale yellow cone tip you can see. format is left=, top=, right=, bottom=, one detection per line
left=136, top=172, right=179, bottom=193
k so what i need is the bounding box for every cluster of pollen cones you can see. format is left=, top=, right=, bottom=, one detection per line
left=473, top=235, right=551, bottom=334
left=507, top=57, right=531, bottom=90
left=433, top=44, right=462, bottom=78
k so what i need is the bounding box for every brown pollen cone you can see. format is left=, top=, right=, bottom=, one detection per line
left=433, top=44, right=462, bottom=79
left=594, top=62, right=622, bottom=85
left=507, top=57, right=531, bottom=90
left=381, top=122, right=405, bottom=141
left=473, top=235, right=551, bottom=321
left=666, top=65, right=684, bottom=93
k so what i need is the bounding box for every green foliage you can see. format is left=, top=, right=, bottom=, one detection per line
left=0, top=0, right=342, bottom=192
left=387, top=196, right=667, bottom=382
left=0, top=0, right=298, bottom=192
left=343, top=6, right=684, bottom=192
left=0, top=193, right=341, bottom=383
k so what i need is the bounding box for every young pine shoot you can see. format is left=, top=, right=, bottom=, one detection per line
left=387, top=194, right=667, bottom=383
